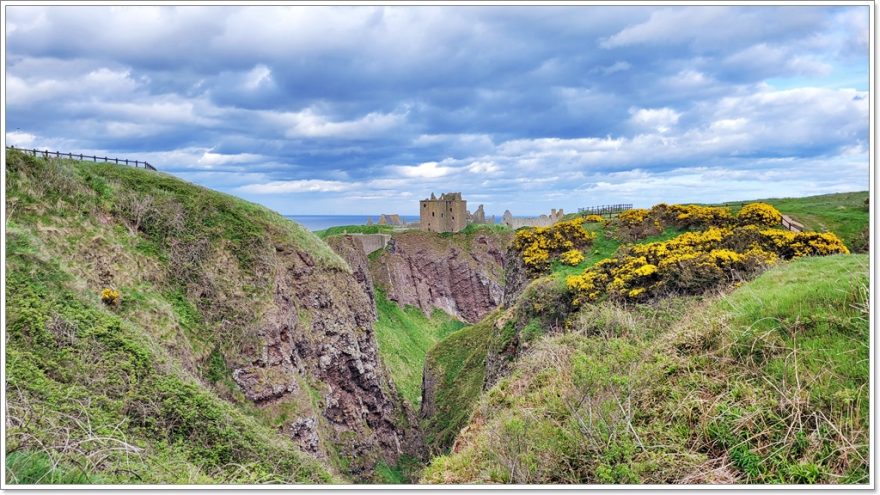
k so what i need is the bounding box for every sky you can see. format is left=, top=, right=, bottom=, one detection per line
left=4, top=5, right=871, bottom=216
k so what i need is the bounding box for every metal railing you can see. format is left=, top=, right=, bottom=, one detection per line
left=578, top=203, right=633, bottom=216
left=6, top=145, right=156, bottom=171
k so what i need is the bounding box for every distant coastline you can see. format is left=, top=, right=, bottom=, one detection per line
left=286, top=215, right=420, bottom=231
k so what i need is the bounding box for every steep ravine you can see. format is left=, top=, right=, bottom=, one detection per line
left=327, top=228, right=517, bottom=462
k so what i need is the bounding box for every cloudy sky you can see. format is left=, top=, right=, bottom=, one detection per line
left=4, top=5, right=870, bottom=216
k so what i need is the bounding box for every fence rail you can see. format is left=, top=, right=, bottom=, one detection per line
left=6, top=145, right=156, bottom=171
left=578, top=203, right=633, bottom=217
left=781, top=215, right=804, bottom=233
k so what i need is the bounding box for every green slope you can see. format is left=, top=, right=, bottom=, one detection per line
left=420, top=313, right=498, bottom=456
left=373, top=288, right=466, bottom=407
left=422, top=254, right=869, bottom=484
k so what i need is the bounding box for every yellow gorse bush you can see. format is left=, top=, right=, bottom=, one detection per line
left=618, top=208, right=649, bottom=226
left=567, top=226, right=848, bottom=304
left=583, top=214, right=605, bottom=223
left=667, top=204, right=733, bottom=229
left=513, top=218, right=595, bottom=270
left=560, top=249, right=585, bottom=266
left=738, top=202, right=782, bottom=227
left=614, top=202, right=787, bottom=242
left=100, top=288, right=121, bottom=307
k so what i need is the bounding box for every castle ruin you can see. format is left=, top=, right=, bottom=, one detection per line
left=502, top=208, right=565, bottom=229
left=420, top=192, right=468, bottom=233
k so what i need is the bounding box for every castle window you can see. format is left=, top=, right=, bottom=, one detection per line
left=432, top=212, right=435, bottom=217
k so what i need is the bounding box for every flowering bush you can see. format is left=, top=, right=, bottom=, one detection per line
left=738, top=202, right=782, bottom=227
left=100, top=288, right=121, bottom=307
left=567, top=226, right=848, bottom=304
left=583, top=214, right=605, bottom=223
left=560, top=249, right=585, bottom=266
left=618, top=209, right=649, bottom=226
left=666, top=204, right=734, bottom=230
left=513, top=218, right=595, bottom=271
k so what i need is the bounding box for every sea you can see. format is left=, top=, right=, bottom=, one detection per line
left=285, top=215, right=420, bottom=231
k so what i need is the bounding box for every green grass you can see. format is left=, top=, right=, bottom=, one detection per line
left=315, top=224, right=397, bottom=240
left=373, top=289, right=467, bottom=407
left=421, top=314, right=498, bottom=455
left=6, top=451, right=102, bottom=484
left=717, top=192, right=869, bottom=251
left=422, top=254, right=869, bottom=484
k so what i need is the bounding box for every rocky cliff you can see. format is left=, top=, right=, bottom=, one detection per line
left=370, top=230, right=512, bottom=324
left=231, top=245, right=420, bottom=475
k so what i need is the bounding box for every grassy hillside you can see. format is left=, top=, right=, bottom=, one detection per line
left=374, top=288, right=467, bottom=406
left=423, top=254, right=869, bottom=484
left=315, top=224, right=396, bottom=239
left=421, top=313, right=499, bottom=456
left=4, top=150, right=342, bottom=483
left=718, top=191, right=869, bottom=251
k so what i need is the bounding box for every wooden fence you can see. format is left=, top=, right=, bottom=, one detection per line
left=578, top=203, right=633, bottom=217
left=712, top=201, right=804, bottom=232
left=6, top=146, right=156, bottom=171
left=780, top=215, right=804, bottom=233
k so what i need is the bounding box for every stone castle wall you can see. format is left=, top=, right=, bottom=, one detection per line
left=420, top=192, right=467, bottom=233
left=501, top=208, right=565, bottom=229
left=351, top=234, right=391, bottom=255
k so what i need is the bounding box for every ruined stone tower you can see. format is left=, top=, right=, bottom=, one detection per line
left=420, top=192, right=467, bottom=233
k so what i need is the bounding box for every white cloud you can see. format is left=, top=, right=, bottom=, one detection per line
left=629, top=107, right=681, bottom=133
left=243, top=64, right=274, bottom=90
left=237, top=179, right=352, bottom=194
left=5, top=131, right=37, bottom=147
left=265, top=107, right=407, bottom=139
left=392, top=161, right=454, bottom=178
left=197, top=150, right=264, bottom=166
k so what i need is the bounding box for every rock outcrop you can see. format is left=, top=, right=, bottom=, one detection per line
left=229, top=245, right=420, bottom=476
left=370, top=230, right=513, bottom=323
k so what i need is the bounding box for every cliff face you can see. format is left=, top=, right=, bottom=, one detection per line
left=370, top=230, right=512, bottom=324
left=231, top=246, right=419, bottom=475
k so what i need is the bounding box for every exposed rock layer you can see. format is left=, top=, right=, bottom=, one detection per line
left=370, top=230, right=512, bottom=323
left=229, top=243, right=419, bottom=476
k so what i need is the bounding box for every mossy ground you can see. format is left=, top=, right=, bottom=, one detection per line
left=422, top=254, right=869, bottom=484
left=421, top=314, right=499, bottom=455
left=373, top=288, right=467, bottom=407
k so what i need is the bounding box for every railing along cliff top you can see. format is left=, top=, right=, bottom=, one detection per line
left=578, top=203, right=633, bottom=217
left=6, top=146, right=156, bottom=171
